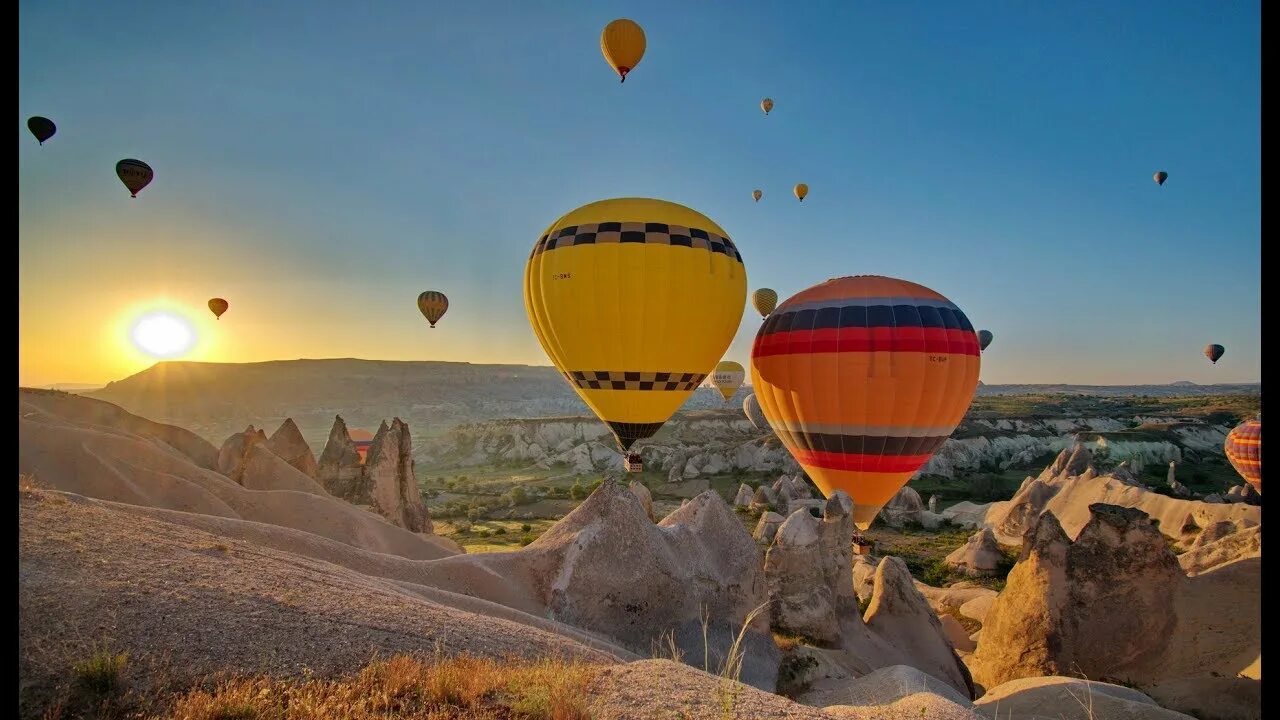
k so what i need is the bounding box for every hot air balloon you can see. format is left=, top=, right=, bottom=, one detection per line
left=27, top=117, right=56, bottom=145
left=418, top=291, right=449, bottom=328
left=978, top=330, right=993, bottom=351
left=752, top=288, right=778, bottom=318
left=208, top=298, right=229, bottom=320
left=116, top=159, right=154, bottom=197
left=350, top=428, right=374, bottom=464
left=524, top=197, right=746, bottom=466
left=1224, top=416, right=1261, bottom=494
left=761, top=98, right=774, bottom=116
left=601, top=19, right=645, bottom=83
left=1205, top=344, right=1225, bottom=364
left=1154, top=171, right=1168, bottom=186
left=794, top=183, right=808, bottom=202
left=711, top=360, right=745, bottom=401
left=750, top=275, right=981, bottom=529
left=752, top=189, right=763, bottom=203
left=743, top=393, right=772, bottom=432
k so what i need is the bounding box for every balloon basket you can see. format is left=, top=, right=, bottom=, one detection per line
left=624, top=453, right=644, bottom=473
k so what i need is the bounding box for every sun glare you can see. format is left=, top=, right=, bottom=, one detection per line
left=130, top=311, right=196, bottom=358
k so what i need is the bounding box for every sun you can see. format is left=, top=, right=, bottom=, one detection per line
left=130, top=311, right=196, bottom=358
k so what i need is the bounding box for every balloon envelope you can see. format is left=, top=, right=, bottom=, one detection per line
left=418, top=291, right=449, bottom=328
left=750, top=275, right=981, bottom=529
left=350, top=428, right=374, bottom=464
left=711, top=360, right=745, bottom=401
left=524, top=197, right=746, bottom=450
left=751, top=288, right=778, bottom=318
left=116, top=159, right=154, bottom=197
left=601, top=19, right=646, bottom=82
left=1154, top=171, right=1168, bottom=186
left=208, top=298, right=229, bottom=319
left=1205, top=344, right=1225, bottom=364
left=978, top=330, right=993, bottom=351
left=743, top=393, right=771, bottom=432
left=761, top=98, right=774, bottom=115
left=27, top=116, right=56, bottom=145
left=752, top=189, right=763, bottom=202
left=1224, top=418, right=1261, bottom=494
left=794, top=183, right=808, bottom=201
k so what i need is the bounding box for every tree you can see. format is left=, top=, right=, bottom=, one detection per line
left=506, top=485, right=531, bottom=507
left=569, top=479, right=586, bottom=501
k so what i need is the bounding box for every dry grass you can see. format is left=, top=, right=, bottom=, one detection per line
left=161, top=654, right=601, bottom=720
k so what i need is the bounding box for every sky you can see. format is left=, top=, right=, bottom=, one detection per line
left=19, top=1, right=1261, bottom=387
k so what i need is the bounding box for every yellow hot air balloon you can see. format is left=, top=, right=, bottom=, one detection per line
left=417, top=291, right=448, bottom=328
left=761, top=98, right=774, bottom=115
left=207, top=297, right=229, bottom=320
left=524, top=197, right=746, bottom=454
left=711, top=360, right=745, bottom=401
left=601, top=19, right=646, bottom=83
left=750, top=276, right=981, bottom=529
left=794, top=183, right=808, bottom=202
left=751, top=288, right=778, bottom=318
left=752, top=189, right=763, bottom=203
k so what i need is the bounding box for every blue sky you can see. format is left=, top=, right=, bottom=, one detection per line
left=19, top=1, right=1260, bottom=386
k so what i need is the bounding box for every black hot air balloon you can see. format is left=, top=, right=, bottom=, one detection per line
left=1204, top=344, right=1225, bottom=364
left=27, top=117, right=56, bottom=145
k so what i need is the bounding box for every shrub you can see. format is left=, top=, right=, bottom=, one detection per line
left=506, top=485, right=531, bottom=507
left=569, top=480, right=586, bottom=501
left=521, top=523, right=532, bottom=533
left=73, top=648, right=128, bottom=696
left=494, top=527, right=507, bottom=536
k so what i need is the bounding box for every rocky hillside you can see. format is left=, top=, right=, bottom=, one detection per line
left=83, top=359, right=1258, bottom=451
left=420, top=409, right=1241, bottom=485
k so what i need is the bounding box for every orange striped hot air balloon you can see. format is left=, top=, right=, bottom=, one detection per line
left=1224, top=416, right=1261, bottom=494
left=750, top=275, right=981, bottom=529
left=350, top=427, right=374, bottom=464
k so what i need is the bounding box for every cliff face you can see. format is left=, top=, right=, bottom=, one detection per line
left=419, top=412, right=1233, bottom=481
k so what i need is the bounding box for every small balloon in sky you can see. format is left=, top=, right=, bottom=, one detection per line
left=116, top=159, right=154, bottom=198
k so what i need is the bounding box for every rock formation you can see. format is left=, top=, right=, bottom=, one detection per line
left=317, top=415, right=431, bottom=533
left=266, top=418, right=318, bottom=478
left=754, top=511, right=785, bottom=543
left=316, top=415, right=365, bottom=497
left=928, top=494, right=939, bottom=513
left=364, top=419, right=431, bottom=533
left=763, top=506, right=855, bottom=644
left=970, top=504, right=1183, bottom=689
left=217, top=425, right=267, bottom=475
left=982, top=445, right=1261, bottom=544
left=879, top=486, right=924, bottom=527
left=507, top=482, right=780, bottom=689
left=734, top=483, right=754, bottom=507
left=975, top=677, right=1199, bottom=720
left=944, top=527, right=1003, bottom=577
left=627, top=480, right=653, bottom=521
left=760, top=490, right=973, bottom=699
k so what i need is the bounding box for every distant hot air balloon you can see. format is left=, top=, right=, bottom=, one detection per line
left=751, top=288, right=778, bottom=318
left=794, top=183, right=808, bottom=202
left=116, top=159, right=154, bottom=197
left=761, top=98, right=774, bottom=116
left=743, top=393, right=772, bottom=433
left=1154, top=171, right=1168, bottom=186
left=1224, top=416, right=1261, bottom=494
left=350, top=428, right=374, bottom=464
left=711, top=360, right=745, bottom=402
left=601, top=19, right=646, bottom=83
left=752, top=189, right=763, bottom=203
left=208, top=298, right=229, bottom=320
left=1205, top=344, right=1225, bottom=364
left=417, top=291, right=449, bottom=328
left=751, top=275, right=981, bottom=529
left=524, top=197, right=746, bottom=457
left=978, top=330, right=993, bottom=352
left=27, top=117, right=56, bottom=145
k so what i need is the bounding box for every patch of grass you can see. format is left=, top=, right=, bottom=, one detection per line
left=871, top=524, right=1018, bottom=591
left=776, top=653, right=819, bottom=699
left=72, top=648, right=128, bottom=696
left=165, top=653, right=599, bottom=720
